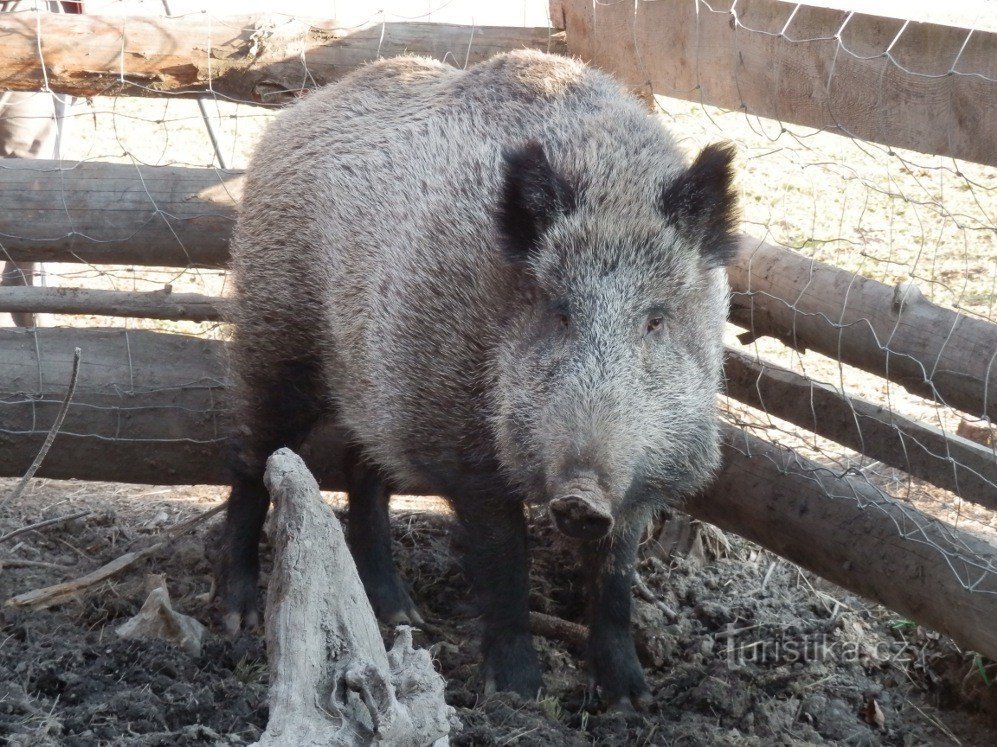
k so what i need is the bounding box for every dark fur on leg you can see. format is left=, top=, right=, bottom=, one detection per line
left=455, top=496, right=541, bottom=698
left=219, top=355, right=325, bottom=634
left=583, top=511, right=652, bottom=711
left=344, top=447, right=422, bottom=626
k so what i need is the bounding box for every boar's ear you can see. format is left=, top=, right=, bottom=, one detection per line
left=497, top=140, right=575, bottom=259
left=660, top=142, right=739, bottom=268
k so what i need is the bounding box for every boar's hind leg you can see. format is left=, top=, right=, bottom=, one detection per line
left=584, top=514, right=652, bottom=712
left=221, top=356, right=324, bottom=635
left=344, top=448, right=423, bottom=626
left=456, top=498, right=541, bottom=698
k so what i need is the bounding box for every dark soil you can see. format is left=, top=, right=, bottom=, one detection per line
left=1, top=480, right=994, bottom=745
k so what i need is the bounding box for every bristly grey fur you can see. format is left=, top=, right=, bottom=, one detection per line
left=226, top=50, right=737, bottom=701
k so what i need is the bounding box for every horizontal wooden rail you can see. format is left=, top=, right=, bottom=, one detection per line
left=1, top=326, right=994, bottom=659
left=561, top=0, right=997, bottom=166
left=724, top=349, right=996, bottom=509
left=4, top=159, right=994, bottom=420
left=0, top=13, right=564, bottom=104
left=730, top=238, right=997, bottom=421
left=0, top=286, right=228, bottom=322
left=0, top=160, right=238, bottom=268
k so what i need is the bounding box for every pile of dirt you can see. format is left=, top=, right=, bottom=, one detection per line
left=0, top=481, right=993, bottom=745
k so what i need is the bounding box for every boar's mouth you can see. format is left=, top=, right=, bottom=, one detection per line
left=548, top=478, right=614, bottom=541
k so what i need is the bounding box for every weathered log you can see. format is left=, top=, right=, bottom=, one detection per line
left=0, top=286, right=228, bottom=322
left=724, top=349, right=997, bottom=510
left=0, top=12, right=564, bottom=104
left=560, top=0, right=997, bottom=166
left=257, top=448, right=456, bottom=746
left=690, top=426, right=997, bottom=661
left=0, top=159, right=238, bottom=268
left=0, top=327, right=346, bottom=486
left=731, top=238, right=997, bottom=420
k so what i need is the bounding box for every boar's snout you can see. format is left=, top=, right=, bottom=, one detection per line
left=548, top=479, right=614, bottom=541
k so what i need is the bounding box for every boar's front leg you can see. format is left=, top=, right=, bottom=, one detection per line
left=583, top=511, right=652, bottom=711
left=455, top=496, right=542, bottom=698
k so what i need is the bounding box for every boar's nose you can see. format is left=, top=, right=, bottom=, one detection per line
left=548, top=478, right=614, bottom=541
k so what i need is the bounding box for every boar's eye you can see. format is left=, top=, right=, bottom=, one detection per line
left=645, top=316, right=664, bottom=335
left=548, top=301, right=570, bottom=329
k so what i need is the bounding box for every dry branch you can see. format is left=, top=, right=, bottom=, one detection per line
left=689, top=426, right=997, bottom=660
left=0, top=286, right=228, bottom=322
left=0, top=510, right=90, bottom=546
left=2, top=346, right=80, bottom=508
left=729, top=238, right=997, bottom=421
left=561, top=0, right=997, bottom=166
left=5, top=541, right=166, bottom=610
left=0, top=12, right=564, bottom=104
left=4, top=504, right=222, bottom=610
left=257, top=448, right=456, bottom=746
left=724, top=348, right=997, bottom=509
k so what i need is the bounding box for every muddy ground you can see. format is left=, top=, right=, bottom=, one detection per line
left=1, top=480, right=994, bottom=746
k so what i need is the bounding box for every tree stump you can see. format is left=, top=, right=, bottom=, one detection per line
left=254, top=448, right=457, bottom=746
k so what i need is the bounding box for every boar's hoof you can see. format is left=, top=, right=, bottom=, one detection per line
left=608, top=690, right=653, bottom=715
left=482, top=636, right=543, bottom=698
left=549, top=493, right=614, bottom=541
left=218, top=571, right=261, bottom=636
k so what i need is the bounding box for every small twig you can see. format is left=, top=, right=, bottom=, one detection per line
left=1, top=347, right=82, bottom=508
left=166, top=503, right=224, bottom=537
left=633, top=574, right=679, bottom=622
left=0, top=510, right=91, bottom=546
left=529, top=610, right=588, bottom=650
left=0, top=558, right=75, bottom=572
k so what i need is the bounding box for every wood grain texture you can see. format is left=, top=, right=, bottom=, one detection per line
left=691, top=425, right=997, bottom=661
left=0, top=159, right=239, bottom=267
left=561, top=0, right=997, bottom=165
left=725, top=348, right=997, bottom=509
left=730, top=237, right=997, bottom=420
left=0, top=12, right=564, bottom=104
left=0, top=286, right=228, bottom=321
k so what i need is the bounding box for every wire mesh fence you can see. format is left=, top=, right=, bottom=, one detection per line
left=0, top=0, right=994, bottom=626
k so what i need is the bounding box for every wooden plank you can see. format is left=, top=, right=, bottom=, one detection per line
left=1, top=326, right=994, bottom=660
left=0, top=13, right=565, bottom=104
left=725, top=348, right=997, bottom=509
left=561, top=0, right=997, bottom=166
left=0, top=286, right=228, bottom=322
left=729, top=237, right=997, bottom=421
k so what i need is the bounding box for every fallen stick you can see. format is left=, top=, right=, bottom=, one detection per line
left=529, top=610, right=587, bottom=650
left=4, top=503, right=223, bottom=611
left=0, top=510, right=91, bottom=546
left=5, top=542, right=166, bottom=610
left=256, top=448, right=456, bottom=746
